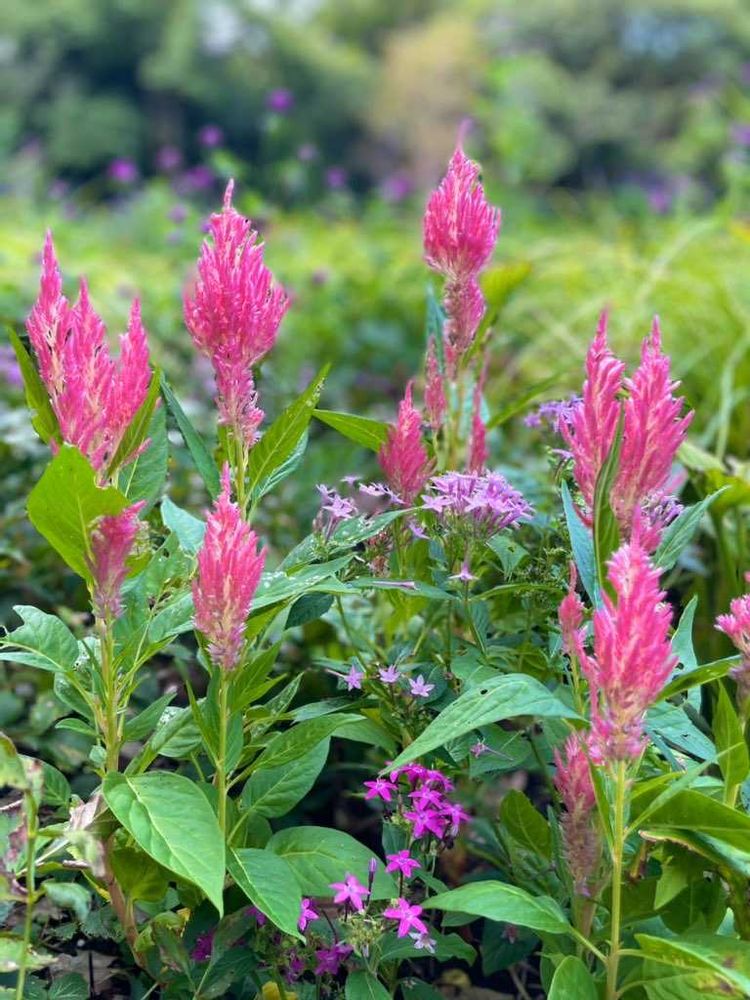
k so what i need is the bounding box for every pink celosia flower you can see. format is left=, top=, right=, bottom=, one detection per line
left=611, top=318, right=693, bottom=548
left=87, top=502, right=146, bottom=621
left=193, top=466, right=266, bottom=670
left=184, top=181, right=289, bottom=448
left=580, top=530, right=676, bottom=763
left=424, top=337, right=446, bottom=431
left=553, top=735, right=601, bottom=895
left=378, top=382, right=431, bottom=504
left=558, top=562, right=586, bottom=661
left=385, top=851, right=421, bottom=878
left=716, top=574, right=750, bottom=709
left=26, top=234, right=152, bottom=474
left=383, top=898, right=428, bottom=938
left=330, top=873, right=369, bottom=912
left=423, top=145, right=500, bottom=373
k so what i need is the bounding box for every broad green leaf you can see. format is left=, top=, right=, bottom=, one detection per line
left=345, top=971, right=391, bottom=1000
left=123, top=693, right=174, bottom=742
left=253, top=430, right=309, bottom=501
left=548, top=956, right=598, bottom=1000
left=103, top=772, right=225, bottom=913
left=252, top=556, right=353, bottom=611
left=313, top=408, right=388, bottom=451
left=267, top=826, right=396, bottom=899
left=661, top=657, right=736, bottom=701
left=380, top=930, right=476, bottom=964
left=252, top=714, right=365, bottom=771
left=148, top=591, right=194, bottom=644
left=487, top=371, right=566, bottom=430
left=637, top=933, right=750, bottom=996
left=161, top=497, right=206, bottom=554
left=248, top=366, right=329, bottom=497
left=386, top=674, right=577, bottom=770
left=647, top=703, right=716, bottom=762
left=713, top=684, right=749, bottom=791
left=110, top=845, right=170, bottom=902
left=243, top=740, right=329, bottom=818
left=41, top=762, right=71, bottom=807
left=500, top=790, right=551, bottom=859
left=0, top=605, right=79, bottom=674
left=27, top=445, right=131, bottom=582
left=227, top=847, right=302, bottom=939
left=119, top=402, right=168, bottom=509
left=0, top=935, right=55, bottom=972
left=286, top=592, right=334, bottom=628
left=560, top=480, right=597, bottom=602
left=425, top=881, right=572, bottom=935
left=9, top=328, right=60, bottom=444
left=671, top=596, right=698, bottom=672
left=48, top=973, right=89, bottom=1000
left=44, top=881, right=91, bottom=922
left=160, top=374, right=220, bottom=498
left=330, top=509, right=407, bottom=548
left=655, top=490, right=728, bottom=571
left=107, top=368, right=161, bottom=477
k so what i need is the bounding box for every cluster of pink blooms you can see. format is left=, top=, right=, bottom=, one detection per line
left=423, top=144, right=500, bottom=376
left=562, top=313, right=692, bottom=550
left=561, top=525, right=676, bottom=764
left=422, top=471, right=532, bottom=539
left=27, top=234, right=152, bottom=476
left=192, top=465, right=266, bottom=670
left=553, top=734, right=601, bottom=896
left=364, top=763, right=470, bottom=843
left=87, top=502, right=146, bottom=621
left=343, top=662, right=435, bottom=699
left=378, top=381, right=432, bottom=505
left=184, top=181, right=289, bottom=449
left=716, top=573, right=750, bottom=710
left=329, top=864, right=432, bottom=952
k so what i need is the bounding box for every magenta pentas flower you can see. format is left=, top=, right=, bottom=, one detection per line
left=184, top=181, right=289, bottom=448
left=26, top=234, right=152, bottom=474
left=386, top=851, right=420, bottom=878
left=87, top=502, right=146, bottom=621
left=716, top=575, right=750, bottom=708
left=378, top=382, right=431, bottom=504
left=192, top=466, right=266, bottom=670
left=383, top=898, right=428, bottom=938
left=553, top=735, right=600, bottom=895
left=330, top=873, right=369, bottom=912
left=581, top=532, right=676, bottom=763
left=611, top=319, right=693, bottom=547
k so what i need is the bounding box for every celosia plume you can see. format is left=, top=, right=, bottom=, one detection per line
left=467, top=366, right=488, bottom=473
left=88, top=502, right=146, bottom=621
left=378, top=381, right=431, bottom=504
left=423, top=145, right=500, bottom=374
left=553, top=735, right=600, bottom=895
left=193, top=466, right=266, bottom=670
left=26, top=233, right=152, bottom=474
left=558, top=562, right=586, bottom=661
left=580, top=530, right=676, bottom=763
left=716, top=573, right=750, bottom=710
left=184, top=180, right=289, bottom=447
left=424, top=337, right=446, bottom=431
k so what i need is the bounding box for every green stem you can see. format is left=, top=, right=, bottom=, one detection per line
left=99, top=618, right=120, bottom=773
left=606, top=761, right=628, bottom=1000
left=216, top=670, right=229, bottom=836
left=15, top=793, right=38, bottom=1000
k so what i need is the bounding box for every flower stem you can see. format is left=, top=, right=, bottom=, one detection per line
left=216, top=670, right=229, bottom=836
left=15, top=791, right=38, bottom=1000
left=606, top=760, right=628, bottom=1000
left=98, top=618, right=120, bottom=773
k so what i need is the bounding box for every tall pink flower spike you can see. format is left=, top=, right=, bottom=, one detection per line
left=88, top=502, right=147, bottom=621
left=26, top=233, right=152, bottom=475
left=553, top=734, right=600, bottom=895
left=580, top=525, right=676, bottom=764
left=378, top=381, right=432, bottom=505
left=193, top=465, right=267, bottom=671
left=184, top=180, right=290, bottom=447
left=467, top=366, right=489, bottom=473
left=423, top=144, right=500, bottom=374
left=716, top=573, right=750, bottom=710
left=558, top=562, right=586, bottom=661
left=423, top=337, right=446, bottom=432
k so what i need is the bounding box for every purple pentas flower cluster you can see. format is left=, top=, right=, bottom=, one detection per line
left=365, top=763, right=471, bottom=845
left=422, top=471, right=532, bottom=540
left=337, top=660, right=436, bottom=702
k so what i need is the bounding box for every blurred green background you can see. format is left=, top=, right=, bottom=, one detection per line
left=1, top=0, right=750, bottom=582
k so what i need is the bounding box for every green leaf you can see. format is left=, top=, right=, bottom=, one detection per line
left=248, top=366, right=329, bottom=497
left=161, top=497, right=206, bottom=554
left=9, top=328, right=60, bottom=444
left=713, top=684, right=750, bottom=792
left=122, top=693, right=174, bottom=742
left=425, top=881, right=572, bottom=935
left=44, top=881, right=91, bottom=922
left=48, top=973, right=89, bottom=1000
left=313, top=408, right=389, bottom=452
left=41, top=762, right=71, bottom=807
left=487, top=371, right=567, bottom=430
left=661, top=657, right=736, bottom=701
left=287, top=592, right=334, bottom=628
left=548, top=956, right=598, bottom=1000
left=0, top=935, right=55, bottom=972
left=160, top=374, right=220, bottom=498
left=592, top=412, right=623, bottom=595
left=107, top=368, right=161, bottom=477
left=110, top=845, right=170, bottom=902
left=386, top=674, right=577, bottom=770
left=560, top=480, right=597, bottom=602
left=0, top=605, right=79, bottom=674
left=252, top=556, right=353, bottom=611
left=243, top=739, right=329, bottom=818
left=252, top=714, right=365, bottom=771
left=119, top=402, right=168, bottom=509
left=345, top=971, right=392, bottom=1000
left=636, top=933, right=750, bottom=997
left=267, top=826, right=396, bottom=899
left=103, top=772, right=225, bottom=913
left=227, top=847, right=302, bottom=940
left=654, top=490, right=728, bottom=571
left=27, top=445, right=131, bottom=582
left=671, top=595, right=698, bottom=671
left=500, top=790, right=551, bottom=859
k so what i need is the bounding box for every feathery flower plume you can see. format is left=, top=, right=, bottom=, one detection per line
left=553, top=735, right=601, bottom=895
left=581, top=529, right=676, bottom=763
left=184, top=180, right=289, bottom=447
left=193, top=466, right=266, bottom=670
left=87, top=502, right=146, bottom=621
left=467, top=367, right=488, bottom=473
left=423, top=145, right=500, bottom=374
left=558, top=562, right=586, bottom=661
left=26, top=233, right=152, bottom=474
left=716, top=574, right=750, bottom=711
left=379, top=381, right=431, bottom=504
left=424, top=337, right=446, bottom=431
